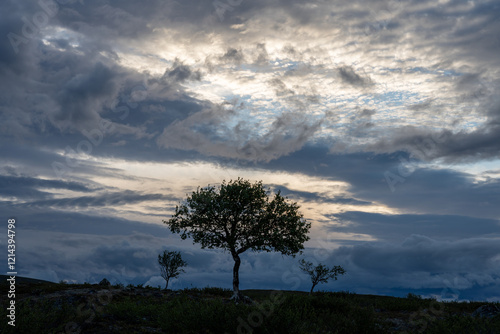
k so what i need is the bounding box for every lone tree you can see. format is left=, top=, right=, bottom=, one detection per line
left=299, top=259, right=346, bottom=294
left=158, top=250, right=187, bottom=290
left=164, top=178, right=311, bottom=301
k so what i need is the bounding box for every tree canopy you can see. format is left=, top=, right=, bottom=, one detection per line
left=164, top=178, right=311, bottom=300
left=158, top=250, right=187, bottom=290
left=299, top=259, right=346, bottom=293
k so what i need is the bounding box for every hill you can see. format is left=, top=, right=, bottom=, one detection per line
left=0, top=274, right=55, bottom=285
left=1, top=277, right=499, bottom=333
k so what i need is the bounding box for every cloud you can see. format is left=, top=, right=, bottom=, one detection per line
left=157, top=108, right=324, bottom=162
left=362, top=117, right=500, bottom=163
left=163, top=59, right=202, bottom=83
left=407, top=99, right=433, bottom=112
left=0, top=174, right=93, bottom=199
left=52, top=62, right=120, bottom=130
left=359, top=108, right=376, bottom=118
left=254, top=43, right=269, bottom=65
left=2, top=0, right=500, bottom=301
left=329, top=211, right=500, bottom=243
left=268, top=78, right=295, bottom=97
left=263, top=146, right=500, bottom=219
left=9, top=230, right=175, bottom=285
left=338, top=234, right=500, bottom=274
left=269, top=184, right=371, bottom=206
left=328, top=234, right=500, bottom=300
left=338, top=66, right=373, bottom=87
left=3, top=0, right=499, bottom=164
left=12, top=190, right=174, bottom=209
left=219, top=47, right=245, bottom=64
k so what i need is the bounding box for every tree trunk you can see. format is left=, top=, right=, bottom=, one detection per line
left=165, top=277, right=169, bottom=290
left=231, top=253, right=241, bottom=300
left=310, top=283, right=317, bottom=294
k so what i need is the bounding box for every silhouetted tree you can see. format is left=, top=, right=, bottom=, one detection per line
left=158, top=250, right=187, bottom=290
left=164, top=178, right=311, bottom=301
left=299, top=259, right=346, bottom=293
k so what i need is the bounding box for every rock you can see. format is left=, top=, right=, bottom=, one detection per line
left=386, top=318, right=408, bottom=331
left=473, top=304, right=500, bottom=318
left=230, top=293, right=254, bottom=305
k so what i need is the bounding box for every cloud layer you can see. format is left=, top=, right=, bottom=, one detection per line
left=1, top=0, right=499, bottom=300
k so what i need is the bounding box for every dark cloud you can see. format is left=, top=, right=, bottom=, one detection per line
left=329, top=211, right=500, bottom=242
left=254, top=43, right=269, bottom=65
left=407, top=99, right=433, bottom=112
left=329, top=235, right=500, bottom=300
left=339, top=235, right=500, bottom=274
left=13, top=190, right=174, bottom=209
left=268, top=78, right=295, bottom=96
left=263, top=146, right=500, bottom=219
left=8, top=230, right=177, bottom=285
left=0, top=205, right=171, bottom=236
left=0, top=3, right=37, bottom=71
left=359, top=108, right=376, bottom=118
left=0, top=174, right=93, bottom=200
left=157, top=109, right=324, bottom=162
left=338, top=66, right=372, bottom=87
left=163, top=59, right=202, bottom=83
left=363, top=112, right=500, bottom=163
left=53, top=62, right=120, bottom=130
left=269, top=184, right=371, bottom=206
left=219, top=47, right=244, bottom=64
left=283, top=62, right=314, bottom=77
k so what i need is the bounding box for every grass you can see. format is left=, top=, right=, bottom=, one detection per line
left=101, top=290, right=379, bottom=333
left=0, top=280, right=499, bottom=333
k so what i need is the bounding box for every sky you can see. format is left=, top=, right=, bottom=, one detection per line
left=1, top=0, right=499, bottom=301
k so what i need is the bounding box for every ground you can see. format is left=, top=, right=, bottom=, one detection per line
left=1, top=276, right=499, bottom=333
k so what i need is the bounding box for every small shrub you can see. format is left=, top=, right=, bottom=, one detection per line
left=202, top=286, right=232, bottom=297
left=99, top=278, right=111, bottom=287
left=407, top=292, right=423, bottom=300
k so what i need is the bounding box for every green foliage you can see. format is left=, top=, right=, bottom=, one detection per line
left=425, top=314, right=500, bottom=333
left=99, top=278, right=111, bottom=286
left=0, top=297, right=86, bottom=334
left=407, top=292, right=423, bottom=300
left=201, top=286, right=232, bottom=297
left=164, top=178, right=311, bottom=297
left=299, top=259, right=346, bottom=293
left=165, top=178, right=311, bottom=256
left=158, top=250, right=187, bottom=289
left=2, top=285, right=500, bottom=333
left=181, top=286, right=233, bottom=297
left=104, top=291, right=381, bottom=333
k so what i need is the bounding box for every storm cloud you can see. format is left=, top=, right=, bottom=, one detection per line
left=1, top=0, right=499, bottom=300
